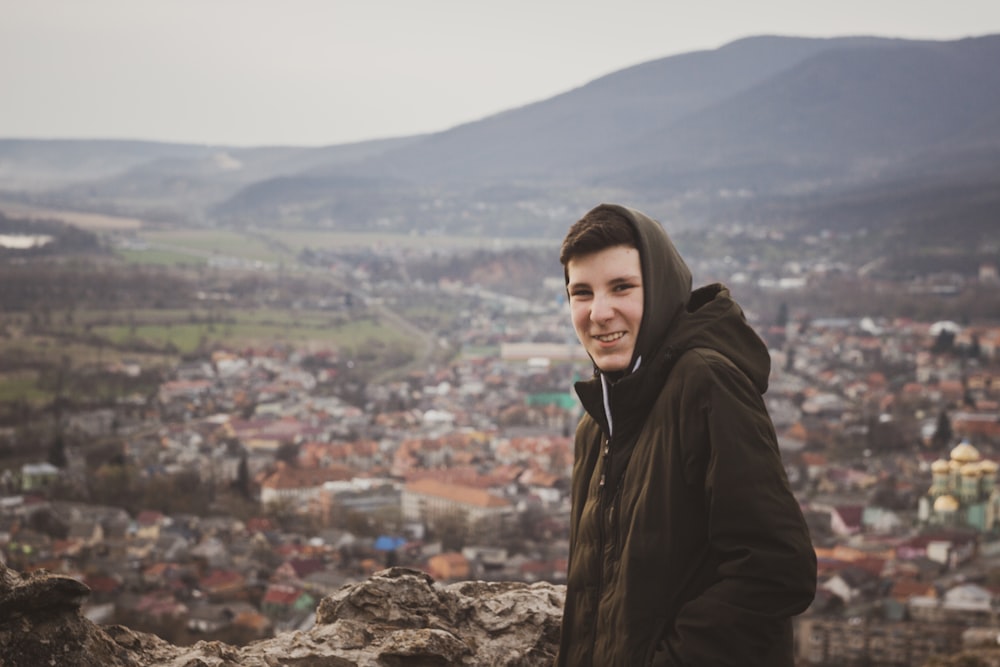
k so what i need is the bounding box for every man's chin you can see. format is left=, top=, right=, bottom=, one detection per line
left=593, top=355, right=630, bottom=374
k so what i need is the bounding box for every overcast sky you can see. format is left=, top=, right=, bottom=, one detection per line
left=3, top=0, right=1000, bottom=147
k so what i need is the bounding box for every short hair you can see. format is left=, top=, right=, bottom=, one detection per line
left=559, top=206, right=637, bottom=268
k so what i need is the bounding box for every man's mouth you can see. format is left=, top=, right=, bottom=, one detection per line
left=593, top=332, right=625, bottom=343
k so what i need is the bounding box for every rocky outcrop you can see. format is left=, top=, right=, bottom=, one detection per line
left=925, top=652, right=1000, bottom=667
left=0, top=562, right=564, bottom=667
left=0, top=561, right=167, bottom=667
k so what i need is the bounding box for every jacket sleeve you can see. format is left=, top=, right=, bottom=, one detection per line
left=655, top=352, right=817, bottom=666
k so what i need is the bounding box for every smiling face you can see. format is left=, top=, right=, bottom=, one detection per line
left=566, top=244, right=644, bottom=373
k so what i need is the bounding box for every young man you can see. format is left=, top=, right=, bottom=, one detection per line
left=555, top=204, right=816, bottom=666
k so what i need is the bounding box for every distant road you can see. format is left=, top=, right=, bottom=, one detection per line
left=369, top=301, right=440, bottom=383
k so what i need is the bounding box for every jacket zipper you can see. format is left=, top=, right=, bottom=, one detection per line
left=590, top=433, right=613, bottom=666
left=608, top=482, right=624, bottom=561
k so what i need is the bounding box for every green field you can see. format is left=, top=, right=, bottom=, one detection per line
left=117, top=227, right=554, bottom=264
left=116, top=247, right=208, bottom=266
left=15, top=303, right=413, bottom=353
left=269, top=229, right=555, bottom=253
left=90, top=310, right=409, bottom=355
left=0, top=303, right=418, bottom=409
left=0, top=371, right=48, bottom=403
left=117, top=229, right=295, bottom=266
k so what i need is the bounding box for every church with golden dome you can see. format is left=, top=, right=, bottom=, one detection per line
left=919, top=441, right=1000, bottom=532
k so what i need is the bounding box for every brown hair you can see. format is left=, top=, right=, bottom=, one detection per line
left=559, top=206, right=637, bottom=269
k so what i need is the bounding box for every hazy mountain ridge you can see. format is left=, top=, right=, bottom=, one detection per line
left=1, top=34, right=998, bottom=245
left=0, top=139, right=211, bottom=190
left=0, top=135, right=421, bottom=224
left=605, top=36, right=1000, bottom=189
left=350, top=36, right=872, bottom=183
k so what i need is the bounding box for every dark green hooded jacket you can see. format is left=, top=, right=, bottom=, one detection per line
left=555, top=204, right=816, bottom=667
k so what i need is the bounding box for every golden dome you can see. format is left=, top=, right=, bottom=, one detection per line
left=931, top=459, right=951, bottom=474
left=934, top=495, right=960, bottom=512
left=981, top=460, right=999, bottom=474
left=961, top=463, right=983, bottom=477
left=951, top=442, right=982, bottom=463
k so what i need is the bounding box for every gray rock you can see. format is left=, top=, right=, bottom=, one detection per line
left=0, top=563, right=566, bottom=667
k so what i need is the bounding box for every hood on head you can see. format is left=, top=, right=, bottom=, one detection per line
left=582, top=204, right=693, bottom=371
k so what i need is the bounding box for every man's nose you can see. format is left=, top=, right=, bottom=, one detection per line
left=590, top=293, right=613, bottom=322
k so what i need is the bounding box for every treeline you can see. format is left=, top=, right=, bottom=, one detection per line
left=0, top=262, right=195, bottom=311
left=0, top=364, right=162, bottom=429
left=0, top=212, right=103, bottom=256
left=763, top=277, right=1000, bottom=324
left=405, top=246, right=557, bottom=299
